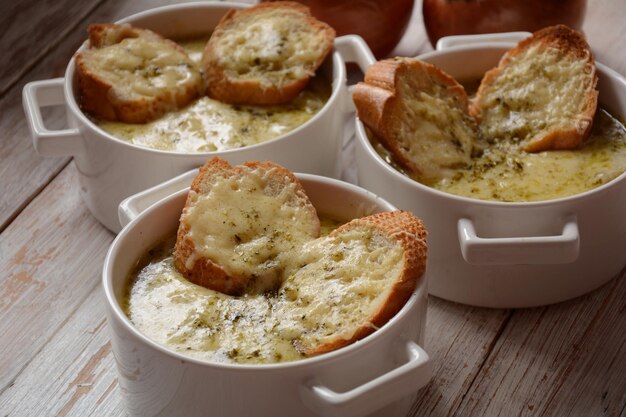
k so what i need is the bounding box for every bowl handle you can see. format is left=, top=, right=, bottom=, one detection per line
left=458, top=217, right=580, bottom=265
left=22, top=78, right=85, bottom=157
left=118, top=168, right=199, bottom=228
left=334, top=35, right=376, bottom=75
left=300, top=339, right=431, bottom=417
left=334, top=35, right=376, bottom=114
left=436, top=32, right=531, bottom=51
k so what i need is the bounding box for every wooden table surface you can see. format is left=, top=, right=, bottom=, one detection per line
left=1, top=0, right=625, bottom=416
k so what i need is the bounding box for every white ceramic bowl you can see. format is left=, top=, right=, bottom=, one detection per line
left=22, top=2, right=375, bottom=233
left=103, top=172, right=431, bottom=417
left=354, top=32, right=626, bottom=308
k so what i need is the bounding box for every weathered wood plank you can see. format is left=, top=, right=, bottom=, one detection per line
left=0, top=99, right=70, bottom=231
left=0, top=0, right=104, bottom=97
left=0, top=164, right=114, bottom=394
left=453, top=271, right=626, bottom=417
left=408, top=299, right=511, bottom=416
left=0, top=287, right=125, bottom=417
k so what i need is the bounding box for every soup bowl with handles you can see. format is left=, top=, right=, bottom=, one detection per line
left=354, top=32, right=626, bottom=308
left=22, top=2, right=375, bottom=233
left=103, top=170, right=431, bottom=417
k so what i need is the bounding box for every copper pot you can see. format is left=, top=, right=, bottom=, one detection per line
left=422, top=0, right=587, bottom=47
left=264, top=0, right=414, bottom=58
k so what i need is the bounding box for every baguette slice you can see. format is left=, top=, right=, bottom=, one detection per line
left=75, top=23, right=203, bottom=123
left=174, top=157, right=320, bottom=296
left=353, top=58, right=480, bottom=182
left=202, top=2, right=335, bottom=105
left=277, top=210, right=427, bottom=356
left=470, top=25, right=598, bottom=152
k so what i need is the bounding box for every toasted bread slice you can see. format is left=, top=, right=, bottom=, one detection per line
left=75, top=23, right=203, bottom=123
left=201, top=2, right=335, bottom=105
left=174, top=157, right=320, bottom=296
left=470, top=25, right=598, bottom=152
left=353, top=58, right=480, bottom=182
left=275, top=210, right=427, bottom=356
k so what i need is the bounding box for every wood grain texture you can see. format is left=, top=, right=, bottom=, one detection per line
left=453, top=271, right=626, bottom=417
left=408, top=298, right=512, bottom=417
left=0, top=164, right=113, bottom=394
left=0, top=288, right=124, bottom=417
left=0, top=87, right=70, bottom=231
left=0, top=0, right=104, bottom=97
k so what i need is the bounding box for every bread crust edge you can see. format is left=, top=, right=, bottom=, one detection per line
left=299, top=210, right=428, bottom=356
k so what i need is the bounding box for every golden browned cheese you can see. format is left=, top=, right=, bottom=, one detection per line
left=175, top=160, right=320, bottom=296
left=95, top=36, right=331, bottom=152
left=202, top=1, right=335, bottom=105
left=369, top=109, right=626, bottom=201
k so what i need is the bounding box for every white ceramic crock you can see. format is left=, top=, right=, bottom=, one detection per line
left=355, top=32, right=626, bottom=308
left=22, top=2, right=375, bottom=233
left=103, top=173, right=431, bottom=417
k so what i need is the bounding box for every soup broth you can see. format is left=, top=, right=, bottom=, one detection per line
left=370, top=108, right=626, bottom=201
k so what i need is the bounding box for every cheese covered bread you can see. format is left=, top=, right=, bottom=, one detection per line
left=202, top=2, right=335, bottom=105
left=174, top=157, right=320, bottom=296
left=353, top=58, right=480, bottom=182
left=130, top=210, right=427, bottom=363
left=471, top=25, right=598, bottom=152
left=75, top=23, right=203, bottom=123
left=281, top=210, right=427, bottom=356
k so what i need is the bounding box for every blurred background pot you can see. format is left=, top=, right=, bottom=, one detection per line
left=263, top=0, right=415, bottom=58
left=422, top=0, right=587, bottom=47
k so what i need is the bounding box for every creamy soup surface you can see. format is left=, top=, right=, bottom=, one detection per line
left=371, top=108, right=626, bottom=202
left=123, top=216, right=345, bottom=364
left=95, top=37, right=331, bottom=152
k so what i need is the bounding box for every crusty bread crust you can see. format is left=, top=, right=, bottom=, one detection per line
left=202, top=2, right=335, bottom=105
left=173, top=159, right=428, bottom=357
left=87, top=23, right=163, bottom=48
left=353, top=58, right=478, bottom=181
left=75, top=24, right=203, bottom=123
left=471, top=25, right=598, bottom=152
left=299, top=210, right=428, bottom=356
left=174, top=157, right=320, bottom=295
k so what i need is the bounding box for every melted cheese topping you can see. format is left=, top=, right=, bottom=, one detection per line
left=86, top=36, right=201, bottom=101
left=372, top=109, right=626, bottom=201
left=95, top=37, right=331, bottom=152
left=213, top=10, right=327, bottom=84
left=183, top=168, right=318, bottom=293
left=394, top=78, right=478, bottom=181
left=477, top=44, right=591, bottom=146
left=277, top=227, right=403, bottom=348
left=124, top=216, right=403, bottom=364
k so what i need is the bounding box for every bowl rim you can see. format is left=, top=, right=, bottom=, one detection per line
left=102, top=173, right=427, bottom=371
left=64, top=1, right=346, bottom=157
left=355, top=44, right=626, bottom=207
